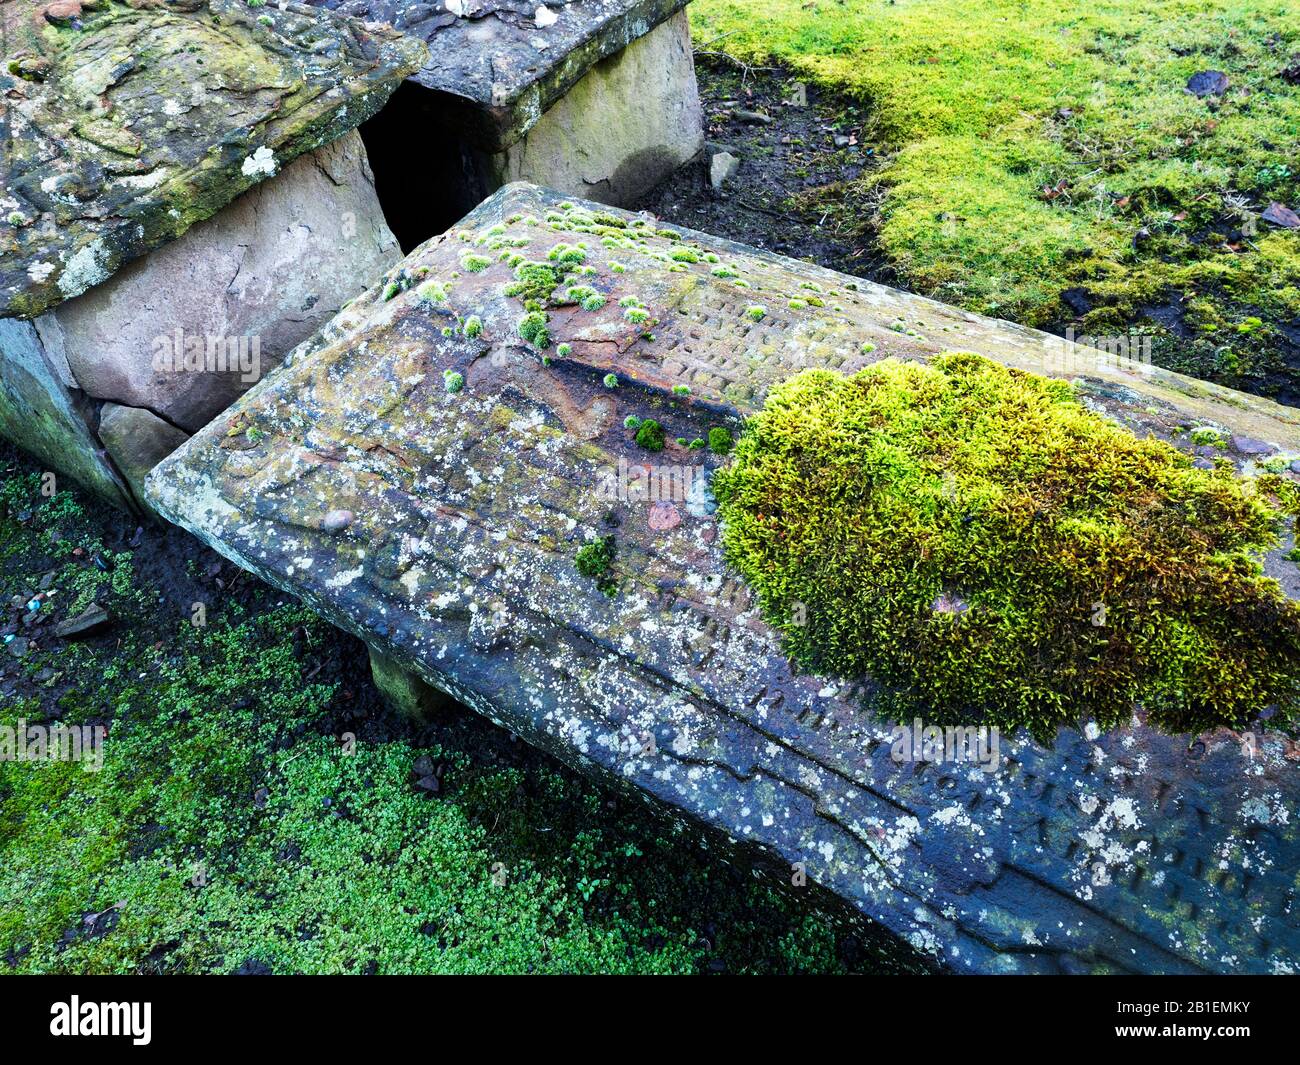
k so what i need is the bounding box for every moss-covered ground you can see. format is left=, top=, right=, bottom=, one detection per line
left=0, top=444, right=922, bottom=974
left=691, top=0, right=1300, bottom=401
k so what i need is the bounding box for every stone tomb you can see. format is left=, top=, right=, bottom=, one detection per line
left=0, top=0, right=425, bottom=508
left=307, top=0, right=704, bottom=243
left=149, top=184, right=1300, bottom=974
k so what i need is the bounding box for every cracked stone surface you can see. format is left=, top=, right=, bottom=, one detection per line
left=0, top=0, right=426, bottom=319
left=304, top=0, right=692, bottom=151
left=149, top=183, right=1300, bottom=974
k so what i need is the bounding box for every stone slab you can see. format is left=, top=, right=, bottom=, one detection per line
left=0, top=0, right=426, bottom=319
left=97, top=400, right=190, bottom=508
left=0, top=316, right=133, bottom=507
left=305, top=0, right=692, bottom=152
left=148, top=183, right=1300, bottom=974
left=484, top=10, right=703, bottom=204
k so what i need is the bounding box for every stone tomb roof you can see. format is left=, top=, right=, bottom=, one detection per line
left=149, top=183, right=1300, bottom=974
left=303, top=0, right=692, bottom=150
left=0, top=0, right=426, bottom=318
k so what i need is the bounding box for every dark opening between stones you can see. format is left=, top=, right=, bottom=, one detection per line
left=357, top=82, right=491, bottom=253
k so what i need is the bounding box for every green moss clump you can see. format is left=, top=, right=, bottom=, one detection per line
left=547, top=243, right=586, bottom=265
left=708, top=427, right=734, bottom=455
left=575, top=535, right=617, bottom=595
left=634, top=419, right=665, bottom=452
left=463, top=315, right=483, bottom=339
left=461, top=254, right=492, bottom=273
left=713, top=352, right=1300, bottom=739
left=443, top=370, right=465, bottom=393
left=517, top=311, right=550, bottom=350
left=416, top=280, right=448, bottom=308
left=556, top=343, right=572, bottom=357
left=566, top=285, right=605, bottom=311
left=504, top=262, right=560, bottom=303
left=603, top=373, right=619, bottom=389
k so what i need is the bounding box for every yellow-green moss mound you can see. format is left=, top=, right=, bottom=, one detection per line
left=713, top=353, right=1300, bottom=738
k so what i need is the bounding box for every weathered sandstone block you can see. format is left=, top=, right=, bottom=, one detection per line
left=149, top=184, right=1300, bottom=974
left=0, top=1, right=424, bottom=506
left=309, top=0, right=704, bottom=227
left=97, top=402, right=191, bottom=506
left=47, top=130, right=402, bottom=435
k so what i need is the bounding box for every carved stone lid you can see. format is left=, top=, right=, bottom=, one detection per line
left=303, top=0, right=692, bottom=151
left=0, top=0, right=426, bottom=318
left=149, top=184, right=1300, bottom=974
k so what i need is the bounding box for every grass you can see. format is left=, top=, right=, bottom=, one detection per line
left=713, top=353, right=1300, bottom=740
left=0, top=454, right=918, bottom=974
left=692, top=0, right=1300, bottom=395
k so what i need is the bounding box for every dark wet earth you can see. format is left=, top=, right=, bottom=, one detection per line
left=635, top=56, right=890, bottom=283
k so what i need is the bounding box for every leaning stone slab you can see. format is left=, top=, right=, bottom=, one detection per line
left=0, top=0, right=425, bottom=317
left=307, top=0, right=704, bottom=206
left=0, top=1, right=424, bottom=506
left=0, top=316, right=134, bottom=508
left=149, top=183, right=1300, bottom=974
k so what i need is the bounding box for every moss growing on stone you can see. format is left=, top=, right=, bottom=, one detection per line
left=556, top=343, right=572, bottom=357
left=566, top=285, right=605, bottom=311
left=504, top=262, right=560, bottom=303
left=746, top=305, right=767, bottom=322
left=463, top=315, right=483, bottom=339
left=547, top=243, right=586, bottom=265
left=518, top=311, right=550, bottom=350
left=713, top=352, right=1300, bottom=739
left=635, top=419, right=665, bottom=452
left=575, top=535, right=617, bottom=595
left=708, top=427, right=734, bottom=455
left=603, top=373, right=619, bottom=389
left=461, top=254, right=493, bottom=273
left=443, top=370, right=465, bottom=394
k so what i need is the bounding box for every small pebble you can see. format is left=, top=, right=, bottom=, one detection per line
left=648, top=501, right=682, bottom=531
left=1231, top=434, right=1273, bottom=457
left=322, top=509, right=354, bottom=532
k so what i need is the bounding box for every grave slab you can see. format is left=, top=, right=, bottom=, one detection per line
left=149, top=183, right=1300, bottom=974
